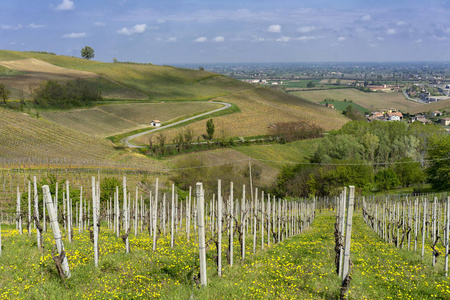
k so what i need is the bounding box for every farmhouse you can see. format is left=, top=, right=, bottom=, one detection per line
left=431, top=110, right=442, bottom=117
left=442, top=118, right=450, bottom=126
left=150, top=120, right=161, bottom=127
left=387, top=112, right=403, bottom=121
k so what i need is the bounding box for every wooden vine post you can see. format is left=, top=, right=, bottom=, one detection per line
left=446, top=196, right=450, bottom=277
left=33, top=176, right=41, bottom=249
left=43, top=185, right=71, bottom=278
left=152, top=179, right=158, bottom=251
left=123, top=177, right=130, bottom=253
left=196, top=182, right=207, bottom=286
left=92, top=177, right=99, bottom=266
left=341, top=186, right=355, bottom=299
left=217, top=179, right=222, bottom=277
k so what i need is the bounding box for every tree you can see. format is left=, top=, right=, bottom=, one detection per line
left=375, top=168, right=400, bottom=191
left=426, top=134, right=450, bottom=191
left=206, top=119, right=215, bottom=140
left=394, top=157, right=425, bottom=187
left=81, top=46, right=95, bottom=60
left=0, top=84, right=11, bottom=104
left=307, top=81, right=315, bottom=88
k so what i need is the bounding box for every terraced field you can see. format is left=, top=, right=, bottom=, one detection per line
left=132, top=87, right=349, bottom=145
left=41, top=102, right=222, bottom=137
left=290, top=88, right=422, bottom=111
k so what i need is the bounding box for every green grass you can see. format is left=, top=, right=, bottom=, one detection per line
left=0, top=49, right=248, bottom=101
left=319, top=100, right=369, bottom=114
left=281, top=79, right=323, bottom=88
left=1, top=209, right=448, bottom=299
left=234, top=138, right=322, bottom=170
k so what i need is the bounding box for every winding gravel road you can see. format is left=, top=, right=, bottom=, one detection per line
left=121, top=101, right=232, bottom=148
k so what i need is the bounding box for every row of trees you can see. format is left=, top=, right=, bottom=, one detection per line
left=276, top=121, right=449, bottom=197
left=33, top=79, right=102, bottom=108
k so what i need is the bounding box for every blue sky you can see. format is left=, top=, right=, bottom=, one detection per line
left=1, top=0, right=450, bottom=64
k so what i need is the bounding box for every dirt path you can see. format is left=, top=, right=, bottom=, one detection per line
left=121, top=101, right=232, bottom=148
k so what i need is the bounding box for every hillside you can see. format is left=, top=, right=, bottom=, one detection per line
left=0, top=106, right=163, bottom=169
left=0, top=50, right=242, bottom=100
left=131, top=87, right=349, bottom=145
left=404, top=98, right=450, bottom=114
left=0, top=49, right=348, bottom=173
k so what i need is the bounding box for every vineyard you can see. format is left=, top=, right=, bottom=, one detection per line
left=41, top=102, right=222, bottom=138
left=0, top=170, right=449, bottom=299
left=0, top=107, right=165, bottom=170
left=131, top=87, right=348, bottom=146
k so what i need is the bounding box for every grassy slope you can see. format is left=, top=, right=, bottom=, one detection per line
left=234, top=138, right=322, bottom=170
left=132, top=87, right=349, bottom=145
left=405, top=98, right=450, bottom=114
left=0, top=50, right=232, bottom=100
left=290, top=88, right=422, bottom=111
left=319, top=100, right=369, bottom=114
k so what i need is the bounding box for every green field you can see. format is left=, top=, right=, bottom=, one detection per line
left=319, top=100, right=369, bottom=114
left=0, top=208, right=448, bottom=299
left=234, top=138, right=322, bottom=170
left=290, top=88, right=422, bottom=111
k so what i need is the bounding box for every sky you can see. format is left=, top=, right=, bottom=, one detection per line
left=2, top=0, right=450, bottom=64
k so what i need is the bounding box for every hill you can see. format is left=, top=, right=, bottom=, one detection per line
left=131, top=87, right=349, bottom=145
left=0, top=50, right=245, bottom=100
left=0, top=106, right=163, bottom=170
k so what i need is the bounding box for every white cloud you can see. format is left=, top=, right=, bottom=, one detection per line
left=337, top=36, right=346, bottom=41
left=28, top=23, right=45, bottom=29
left=296, top=35, right=318, bottom=41
left=63, top=32, right=86, bottom=38
left=194, top=36, right=207, bottom=42
left=361, top=14, right=371, bottom=21
left=387, top=29, right=396, bottom=35
left=157, top=19, right=166, bottom=24
left=117, top=24, right=148, bottom=35
left=94, top=22, right=105, bottom=27
left=213, top=36, right=225, bottom=42
left=377, top=36, right=385, bottom=41
left=276, top=36, right=291, bottom=42
left=55, top=0, right=74, bottom=11
left=396, top=21, right=406, bottom=26
left=167, top=37, right=177, bottom=42
left=267, top=24, right=281, bottom=33
left=414, top=39, right=423, bottom=44
left=298, top=26, right=315, bottom=33
left=1, top=24, right=22, bottom=30
left=251, top=37, right=265, bottom=42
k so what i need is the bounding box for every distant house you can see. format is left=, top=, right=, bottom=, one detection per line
left=387, top=112, right=403, bottom=121
left=326, top=103, right=334, bottom=109
left=431, top=110, right=442, bottom=117
left=442, top=118, right=450, bottom=126
left=150, top=120, right=161, bottom=127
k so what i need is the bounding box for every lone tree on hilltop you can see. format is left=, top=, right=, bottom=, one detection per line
left=0, top=84, right=11, bottom=104
left=81, top=46, right=95, bottom=60
left=206, top=119, right=215, bottom=140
